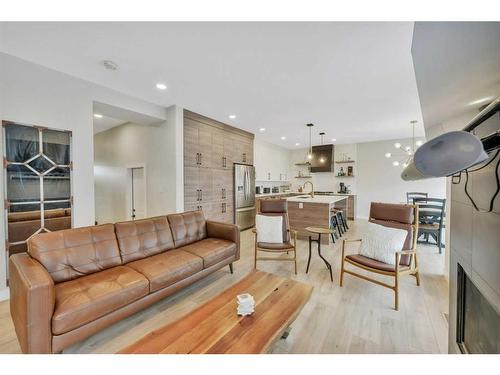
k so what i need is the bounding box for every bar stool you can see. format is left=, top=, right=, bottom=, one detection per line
left=329, top=214, right=341, bottom=242
left=332, top=209, right=348, bottom=233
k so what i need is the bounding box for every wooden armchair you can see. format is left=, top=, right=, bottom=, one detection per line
left=340, top=202, right=420, bottom=310
left=253, top=199, right=297, bottom=274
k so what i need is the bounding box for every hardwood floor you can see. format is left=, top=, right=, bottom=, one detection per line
left=0, top=219, right=449, bottom=354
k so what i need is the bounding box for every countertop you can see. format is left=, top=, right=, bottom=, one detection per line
left=256, top=192, right=355, bottom=198
left=255, top=191, right=303, bottom=198
left=286, top=195, right=348, bottom=204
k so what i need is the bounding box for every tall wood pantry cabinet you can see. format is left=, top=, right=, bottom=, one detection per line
left=183, top=110, right=254, bottom=224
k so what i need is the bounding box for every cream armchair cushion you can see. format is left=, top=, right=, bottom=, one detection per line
left=359, top=222, right=407, bottom=265
left=255, top=214, right=283, bottom=243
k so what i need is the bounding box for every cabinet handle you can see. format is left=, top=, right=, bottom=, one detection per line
left=199, top=153, right=202, bottom=165
left=196, top=189, right=200, bottom=201
left=200, top=189, right=203, bottom=201
left=267, top=172, right=270, bottom=180
left=242, top=153, right=246, bottom=163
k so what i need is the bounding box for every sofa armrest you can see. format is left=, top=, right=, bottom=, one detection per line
left=9, top=253, right=55, bottom=353
left=206, top=220, right=240, bottom=260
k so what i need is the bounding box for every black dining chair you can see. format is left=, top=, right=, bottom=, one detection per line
left=407, top=192, right=428, bottom=204
left=413, top=197, right=446, bottom=254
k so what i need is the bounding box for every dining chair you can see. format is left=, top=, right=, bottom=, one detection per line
left=253, top=199, right=297, bottom=274
left=406, top=192, right=428, bottom=204
left=340, top=202, right=420, bottom=310
left=413, top=197, right=446, bottom=254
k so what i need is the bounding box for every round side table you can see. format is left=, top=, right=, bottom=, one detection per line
left=305, top=226, right=334, bottom=282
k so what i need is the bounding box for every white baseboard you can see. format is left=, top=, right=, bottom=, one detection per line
left=0, top=287, right=9, bottom=301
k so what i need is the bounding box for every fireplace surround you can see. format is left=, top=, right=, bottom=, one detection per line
left=456, top=264, right=500, bottom=353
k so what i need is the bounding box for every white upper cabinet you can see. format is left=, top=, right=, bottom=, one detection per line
left=254, top=139, right=291, bottom=181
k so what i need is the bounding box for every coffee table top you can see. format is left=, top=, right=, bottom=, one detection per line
left=119, top=270, right=313, bottom=354
left=305, top=226, right=334, bottom=234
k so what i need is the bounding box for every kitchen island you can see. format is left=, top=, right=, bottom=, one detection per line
left=287, top=195, right=349, bottom=244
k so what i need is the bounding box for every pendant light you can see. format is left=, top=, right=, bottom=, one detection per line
left=319, top=132, right=326, bottom=163
left=306, top=123, right=314, bottom=161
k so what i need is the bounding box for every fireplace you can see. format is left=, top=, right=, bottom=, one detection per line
left=456, top=264, right=500, bottom=353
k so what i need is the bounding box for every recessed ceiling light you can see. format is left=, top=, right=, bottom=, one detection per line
left=259, top=128, right=266, bottom=132
left=102, top=60, right=118, bottom=71
left=229, top=114, right=237, bottom=119
left=331, top=138, right=337, bottom=142
left=93, top=113, right=103, bottom=118
left=295, top=142, right=300, bottom=146
left=385, top=152, right=391, bottom=158
left=416, top=140, right=424, bottom=147
left=392, top=161, right=400, bottom=166
left=281, top=136, right=286, bottom=140
left=156, top=83, right=167, bottom=90
left=394, top=142, right=402, bottom=149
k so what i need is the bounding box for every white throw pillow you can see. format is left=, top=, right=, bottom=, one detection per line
left=255, top=214, right=283, bottom=243
left=359, top=222, right=407, bottom=265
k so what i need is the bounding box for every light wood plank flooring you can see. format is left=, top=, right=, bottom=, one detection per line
left=0, top=219, right=449, bottom=354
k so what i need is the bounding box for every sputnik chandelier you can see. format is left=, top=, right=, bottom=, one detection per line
left=385, top=120, right=424, bottom=167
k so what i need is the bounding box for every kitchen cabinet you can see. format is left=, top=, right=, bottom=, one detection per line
left=184, top=166, right=213, bottom=208
left=254, top=140, right=290, bottom=182
left=232, top=134, right=253, bottom=165
left=183, top=110, right=253, bottom=224
left=212, top=129, right=235, bottom=170
left=184, top=118, right=212, bottom=168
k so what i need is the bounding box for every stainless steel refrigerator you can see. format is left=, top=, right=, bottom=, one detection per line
left=234, top=163, right=256, bottom=230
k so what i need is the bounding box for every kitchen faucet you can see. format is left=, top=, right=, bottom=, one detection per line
left=303, top=181, right=314, bottom=198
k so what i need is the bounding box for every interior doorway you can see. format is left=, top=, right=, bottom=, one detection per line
left=93, top=101, right=162, bottom=225
left=130, top=167, right=146, bottom=220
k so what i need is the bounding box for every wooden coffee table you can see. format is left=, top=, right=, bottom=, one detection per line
left=119, top=270, right=313, bottom=354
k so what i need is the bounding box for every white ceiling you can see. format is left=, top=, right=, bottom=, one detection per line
left=412, top=22, right=500, bottom=129
left=92, top=101, right=164, bottom=133
left=93, top=115, right=126, bottom=134
left=0, top=22, right=425, bottom=147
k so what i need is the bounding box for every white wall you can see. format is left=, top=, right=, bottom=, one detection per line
left=94, top=118, right=180, bottom=222
left=0, top=53, right=178, bottom=298
left=356, top=137, right=446, bottom=218
left=94, top=166, right=128, bottom=223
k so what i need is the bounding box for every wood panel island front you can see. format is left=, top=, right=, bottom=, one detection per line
left=286, top=195, right=348, bottom=244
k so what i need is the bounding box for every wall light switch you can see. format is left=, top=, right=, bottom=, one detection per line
left=299, top=203, right=303, bottom=209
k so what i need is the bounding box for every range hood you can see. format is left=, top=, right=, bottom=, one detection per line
left=310, top=144, right=334, bottom=173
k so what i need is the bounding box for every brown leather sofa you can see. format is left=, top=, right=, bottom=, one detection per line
left=9, top=210, right=239, bottom=353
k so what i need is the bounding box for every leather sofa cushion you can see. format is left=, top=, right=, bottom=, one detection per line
left=28, top=224, right=122, bottom=283
left=179, top=238, right=236, bottom=268
left=52, top=266, right=149, bottom=335
left=127, top=249, right=203, bottom=293
left=115, top=216, right=175, bottom=263
left=346, top=254, right=410, bottom=273
left=167, top=211, right=207, bottom=247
